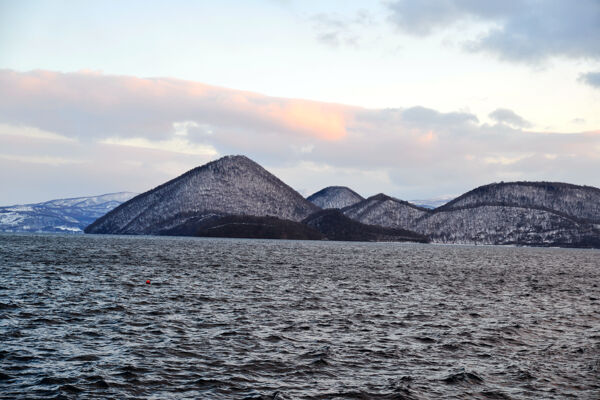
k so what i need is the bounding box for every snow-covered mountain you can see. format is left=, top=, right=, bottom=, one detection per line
left=66, top=156, right=600, bottom=247
left=417, top=204, right=600, bottom=246
left=342, top=193, right=431, bottom=230
left=0, top=192, right=136, bottom=233
left=307, top=186, right=364, bottom=209
left=85, top=155, right=320, bottom=235
left=418, top=182, right=600, bottom=246
left=343, top=182, right=600, bottom=247
left=438, top=182, right=600, bottom=223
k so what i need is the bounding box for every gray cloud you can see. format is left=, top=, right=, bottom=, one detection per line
left=489, top=108, right=532, bottom=128
left=579, top=71, right=600, bottom=88
left=387, top=1, right=522, bottom=36
left=311, top=10, right=373, bottom=48
left=387, top=0, right=600, bottom=63
left=401, top=106, right=479, bottom=127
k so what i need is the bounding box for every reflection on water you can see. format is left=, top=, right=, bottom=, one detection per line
left=1, top=234, right=599, bottom=399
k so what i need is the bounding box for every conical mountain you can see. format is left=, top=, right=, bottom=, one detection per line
left=307, top=186, right=364, bottom=209
left=85, top=155, right=320, bottom=235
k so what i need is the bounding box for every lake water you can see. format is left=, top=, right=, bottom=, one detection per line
left=1, top=233, right=599, bottom=399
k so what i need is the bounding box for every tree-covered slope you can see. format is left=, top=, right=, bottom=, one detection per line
left=85, top=155, right=319, bottom=235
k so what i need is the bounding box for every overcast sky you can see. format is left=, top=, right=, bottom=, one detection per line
left=1, top=0, right=599, bottom=205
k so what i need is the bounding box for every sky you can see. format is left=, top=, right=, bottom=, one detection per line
left=1, top=0, right=599, bottom=205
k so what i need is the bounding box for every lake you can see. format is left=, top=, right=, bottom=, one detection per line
left=1, top=233, right=599, bottom=399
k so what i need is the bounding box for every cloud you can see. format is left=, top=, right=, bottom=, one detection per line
left=579, top=71, right=600, bottom=88
left=400, top=106, right=479, bottom=127
left=483, top=153, right=533, bottom=165
left=489, top=108, right=532, bottom=128
left=0, top=154, right=83, bottom=166
left=311, top=10, right=373, bottom=48
left=99, top=136, right=218, bottom=157
left=0, top=69, right=599, bottom=204
left=387, top=0, right=498, bottom=36
left=173, top=121, right=200, bottom=136
left=0, top=123, right=76, bottom=142
left=386, top=0, right=600, bottom=63
left=0, top=69, right=351, bottom=142
left=269, top=160, right=392, bottom=198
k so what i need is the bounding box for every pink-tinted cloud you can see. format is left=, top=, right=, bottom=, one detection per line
left=0, top=69, right=351, bottom=142
left=0, top=69, right=599, bottom=204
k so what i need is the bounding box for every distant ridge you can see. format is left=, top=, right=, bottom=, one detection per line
left=437, top=181, right=600, bottom=223
left=341, top=182, right=600, bottom=247
left=416, top=181, right=600, bottom=246
left=342, top=193, right=431, bottom=231
left=0, top=192, right=136, bottom=233
left=409, top=195, right=455, bottom=210
left=307, top=186, right=364, bottom=209
left=85, top=155, right=319, bottom=235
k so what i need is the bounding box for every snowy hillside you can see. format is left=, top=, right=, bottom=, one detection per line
left=416, top=205, right=600, bottom=247
left=342, top=183, right=600, bottom=247
left=85, top=155, right=320, bottom=235
left=343, top=194, right=431, bottom=230
left=71, top=157, right=600, bottom=247
left=307, top=186, right=364, bottom=209
left=440, top=182, right=600, bottom=223
left=0, top=192, right=136, bottom=233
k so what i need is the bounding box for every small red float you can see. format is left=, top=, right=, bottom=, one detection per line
left=146, top=280, right=151, bottom=285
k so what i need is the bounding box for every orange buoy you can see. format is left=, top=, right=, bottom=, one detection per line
left=146, top=280, right=151, bottom=285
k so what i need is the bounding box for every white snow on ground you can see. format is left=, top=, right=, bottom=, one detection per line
left=0, top=192, right=136, bottom=233
left=0, top=212, right=26, bottom=226
left=5, top=206, right=35, bottom=212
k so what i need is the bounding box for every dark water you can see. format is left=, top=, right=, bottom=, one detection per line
left=1, top=234, right=599, bottom=399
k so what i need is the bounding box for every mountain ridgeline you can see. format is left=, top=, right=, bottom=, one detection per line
left=85, top=156, right=319, bottom=235
left=343, top=194, right=430, bottom=230
left=342, top=182, right=600, bottom=247
left=84, top=155, right=600, bottom=247
left=0, top=192, right=136, bottom=233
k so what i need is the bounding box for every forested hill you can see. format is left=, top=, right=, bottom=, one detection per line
left=85, top=155, right=319, bottom=235
left=342, top=182, right=600, bottom=247
left=307, top=186, right=364, bottom=209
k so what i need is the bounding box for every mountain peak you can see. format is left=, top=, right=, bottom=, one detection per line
left=85, top=155, right=319, bottom=235
left=369, top=193, right=393, bottom=201
left=214, top=154, right=253, bottom=164
left=186, top=154, right=257, bottom=174
left=308, top=186, right=364, bottom=209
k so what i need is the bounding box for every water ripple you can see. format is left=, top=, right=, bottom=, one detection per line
left=0, top=234, right=599, bottom=399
